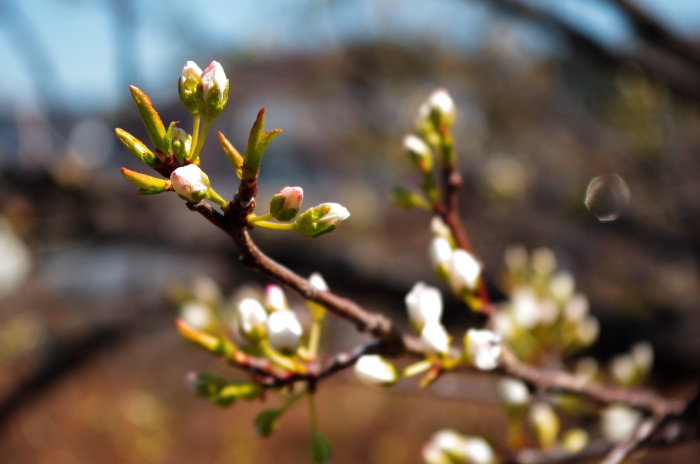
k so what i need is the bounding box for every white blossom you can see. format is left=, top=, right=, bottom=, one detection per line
left=428, top=88, right=456, bottom=126
left=631, top=341, right=654, bottom=374
left=511, top=287, right=540, bottom=329
left=465, top=329, right=502, bottom=370
left=309, top=272, right=329, bottom=291
left=267, top=310, right=303, bottom=353
left=353, top=355, right=398, bottom=387
left=180, top=300, right=213, bottom=331
left=460, top=437, right=495, bottom=464
left=405, top=282, right=443, bottom=331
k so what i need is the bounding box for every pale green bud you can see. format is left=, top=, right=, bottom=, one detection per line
left=294, top=203, right=350, bottom=238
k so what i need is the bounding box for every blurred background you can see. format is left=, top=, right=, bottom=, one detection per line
left=2, top=0, right=700, bottom=462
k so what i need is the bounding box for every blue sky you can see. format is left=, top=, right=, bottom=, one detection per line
left=1, top=0, right=698, bottom=114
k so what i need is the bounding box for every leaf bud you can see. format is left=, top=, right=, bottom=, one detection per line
left=121, top=168, right=171, bottom=195
left=115, top=128, right=157, bottom=166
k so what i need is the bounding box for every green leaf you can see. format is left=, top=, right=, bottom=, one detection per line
left=129, top=86, right=169, bottom=154
left=121, top=167, right=169, bottom=194
left=115, top=129, right=157, bottom=166
left=312, top=430, right=333, bottom=464
left=254, top=409, right=283, bottom=437
left=254, top=129, right=283, bottom=161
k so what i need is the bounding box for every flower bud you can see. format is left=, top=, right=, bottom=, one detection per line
left=432, top=430, right=467, bottom=460
left=307, top=272, right=328, bottom=321
left=405, top=282, right=443, bottom=333
left=531, top=247, right=557, bottom=275
left=511, top=287, right=540, bottom=330
left=431, top=216, right=452, bottom=239
left=236, top=298, right=268, bottom=343
left=415, top=89, right=457, bottom=145
left=600, top=405, right=642, bottom=443
left=170, top=164, right=210, bottom=202
left=198, top=61, right=229, bottom=121
left=294, top=203, right=350, bottom=238
left=353, top=355, right=399, bottom=387
left=465, top=329, right=502, bottom=370
left=449, top=249, right=482, bottom=294
left=575, top=357, right=599, bottom=383
left=270, top=186, right=304, bottom=222
left=403, top=134, right=434, bottom=173
left=562, top=428, right=588, bottom=453
left=460, top=437, right=496, bottom=464
left=497, top=378, right=530, bottom=408
left=422, top=443, right=451, bottom=464
left=121, top=168, right=171, bottom=195
left=575, top=315, right=599, bottom=347
left=171, top=127, right=192, bottom=164
left=429, top=237, right=453, bottom=280
left=631, top=341, right=654, bottom=380
left=115, top=128, right=156, bottom=166
left=266, top=310, right=303, bottom=354
left=178, top=61, right=202, bottom=114
left=264, top=284, right=289, bottom=313
left=180, top=299, right=216, bottom=333
left=610, top=354, right=636, bottom=387
left=529, top=402, right=560, bottom=449
left=564, top=293, right=589, bottom=322
left=421, top=323, right=450, bottom=356
left=550, top=271, right=575, bottom=302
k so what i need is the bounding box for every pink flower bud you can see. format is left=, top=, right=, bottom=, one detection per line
left=170, top=164, right=210, bottom=202
left=270, top=186, right=304, bottom=222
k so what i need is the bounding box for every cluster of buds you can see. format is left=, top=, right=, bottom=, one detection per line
left=429, top=218, right=484, bottom=306
left=491, top=246, right=600, bottom=363
left=393, top=89, right=457, bottom=211
left=178, top=60, right=230, bottom=121
left=422, top=430, right=495, bottom=464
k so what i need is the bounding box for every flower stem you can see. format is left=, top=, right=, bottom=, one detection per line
left=190, top=118, right=212, bottom=163
left=190, top=115, right=201, bottom=159
left=253, top=221, right=295, bottom=231
left=261, top=340, right=298, bottom=372
left=308, top=320, right=322, bottom=358
left=207, top=187, right=229, bottom=208
left=247, top=213, right=274, bottom=224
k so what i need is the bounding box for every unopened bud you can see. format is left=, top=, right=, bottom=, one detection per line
left=421, top=323, right=450, bottom=356
left=497, top=378, right=530, bottom=408
left=405, top=282, right=443, bottom=333
left=511, top=287, right=541, bottom=330
left=465, top=329, right=502, bottom=370
left=307, top=272, right=328, bottom=321
left=178, top=61, right=202, bottom=114
left=529, top=402, right=560, bottom=449
left=631, top=341, right=654, bottom=379
left=610, top=354, right=636, bottom=387
left=600, top=404, right=641, bottom=443
left=236, top=298, right=268, bottom=343
left=198, top=61, right=229, bottom=120
left=267, top=310, right=303, bottom=354
left=403, top=134, right=434, bottom=173
left=576, top=316, right=599, bottom=347
left=449, top=249, right=482, bottom=294
left=531, top=247, right=557, bottom=275
left=264, top=284, right=289, bottom=313
left=270, top=186, right=304, bottom=222
left=354, top=355, right=399, bottom=387
left=170, top=164, right=210, bottom=202
left=171, top=127, right=192, bottom=164
left=415, top=89, right=457, bottom=144
left=431, top=216, right=452, bottom=239
left=429, top=237, right=453, bottom=280
left=562, top=428, right=588, bottom=453
left=294, top=203, right=350, bottom=238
